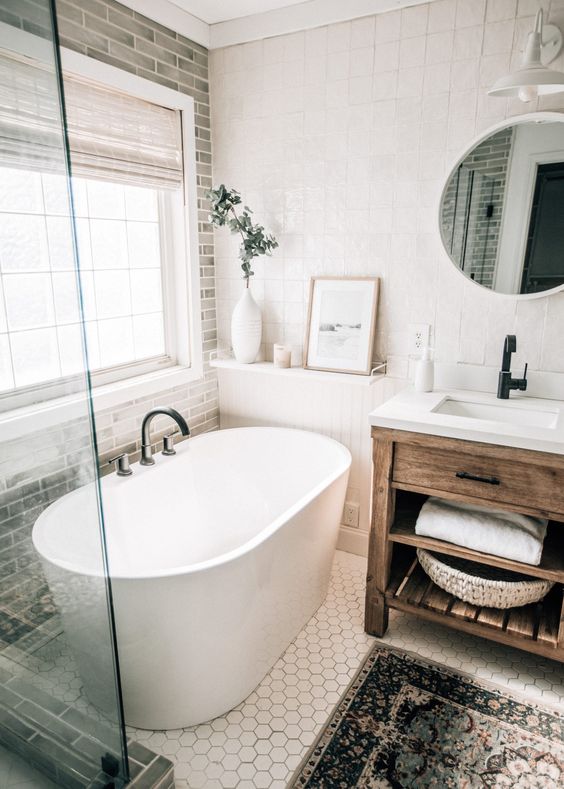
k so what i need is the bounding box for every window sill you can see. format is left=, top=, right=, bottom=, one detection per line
left=1, top=364, right=202, bottom=442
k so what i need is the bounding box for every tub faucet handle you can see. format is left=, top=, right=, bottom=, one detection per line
left=162, top=430, right=179, bottom=456
left=108, top=453, right=132, bottom=477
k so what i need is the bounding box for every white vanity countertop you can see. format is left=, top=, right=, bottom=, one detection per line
left=369, top=388, right=564, bottom=455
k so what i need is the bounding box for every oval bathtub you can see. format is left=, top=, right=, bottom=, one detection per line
left=33, top=427, right=351, bottom=729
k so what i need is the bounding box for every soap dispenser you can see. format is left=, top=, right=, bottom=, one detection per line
left=414, top=346, right=434, bottom=392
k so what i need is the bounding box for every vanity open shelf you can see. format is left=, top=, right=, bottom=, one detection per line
left=366, top=427, right=564, bottom=662
left=386, top=545, right=563, bottom=657
left=390, top=491, right=564, bottom=584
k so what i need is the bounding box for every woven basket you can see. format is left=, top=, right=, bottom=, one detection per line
left=417, top=549, right=554, bottom=609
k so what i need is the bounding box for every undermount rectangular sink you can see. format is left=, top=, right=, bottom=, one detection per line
left=369, top=388, right=564, bottom=454
left=433, top=397, right=559, bottom=429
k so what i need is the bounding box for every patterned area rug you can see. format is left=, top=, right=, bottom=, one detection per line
left=291, top=646, right=564, bottom=788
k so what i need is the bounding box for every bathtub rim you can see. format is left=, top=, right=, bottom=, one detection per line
left=32, top=427, right=352, bottom=581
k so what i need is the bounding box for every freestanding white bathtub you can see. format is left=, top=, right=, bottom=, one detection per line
left=33, top=427, right=351, bottom=729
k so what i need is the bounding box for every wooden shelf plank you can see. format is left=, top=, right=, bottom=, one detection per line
left=506, top=605, right=537, bottom=640
left=389, top=492, right=564, bottom=583
left=390, top=480, right=564, bottom=523
left=402, top=563, right=432, bottom=606
left=450, top=598, right=480, bottom=622
left=476, top=607, right=507, bottom=629
left=389, top=593, right=563, bottom=660
left=421, top=583, right=451, bottom=614
left=386, top=555, right=563, bottom=660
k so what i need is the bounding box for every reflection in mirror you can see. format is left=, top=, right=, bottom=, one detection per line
left=439, top=119, right=564, bottom=296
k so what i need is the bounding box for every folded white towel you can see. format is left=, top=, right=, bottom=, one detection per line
left=415, top=497, right=548, bottom=565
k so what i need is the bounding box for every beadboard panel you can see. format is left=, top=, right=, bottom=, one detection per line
left=216, top=367, right=407, bottom=555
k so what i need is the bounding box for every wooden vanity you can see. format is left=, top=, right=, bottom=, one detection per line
left=365, top=427, right=564, bottom=662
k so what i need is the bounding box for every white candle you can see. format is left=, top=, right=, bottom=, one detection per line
left=273, top=344, right=291, bottom=368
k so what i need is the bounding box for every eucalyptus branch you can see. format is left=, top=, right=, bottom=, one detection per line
left=229, top=205, right=247, bottom=244
left=207, top=184, right=279, bottom=286
left=229, top=206, right=251, bottom=286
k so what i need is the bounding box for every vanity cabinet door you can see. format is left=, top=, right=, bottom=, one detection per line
left=392, top=442, right=564, bottom=517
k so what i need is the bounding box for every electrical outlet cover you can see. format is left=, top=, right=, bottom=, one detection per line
left=408, top=323, right=430, bottom=355
left=343, top=502, right=360, bottom=528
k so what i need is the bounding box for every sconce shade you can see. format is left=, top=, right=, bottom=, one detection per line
left=488, top=67, right=564, bottom=97
left=488, top=9, right=564, bottom=99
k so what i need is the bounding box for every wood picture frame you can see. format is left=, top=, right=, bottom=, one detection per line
left=304, top=277, right=380, bottom=375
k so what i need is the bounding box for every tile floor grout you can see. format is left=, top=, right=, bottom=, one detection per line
left=128, top=550, right=564, bottom=788
left=0, top=550, right=562, bottom=787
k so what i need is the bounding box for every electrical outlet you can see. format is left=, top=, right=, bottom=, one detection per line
left=408, top=323, right=431, bottom=356
left=343, top=502, right=360, bottom=528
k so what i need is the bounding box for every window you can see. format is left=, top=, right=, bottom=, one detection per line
left=0, top=46, right=201, bottom=416
left=0, top=171, right=171, bottom=390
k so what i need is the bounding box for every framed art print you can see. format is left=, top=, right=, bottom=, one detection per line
left=304, top=277, right=379, bottom=375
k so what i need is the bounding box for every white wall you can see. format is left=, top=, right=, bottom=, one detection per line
left=209, top=0, right=564, bottom=380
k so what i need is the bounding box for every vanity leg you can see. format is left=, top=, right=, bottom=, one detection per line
left=365, top=438, right=395, bottom=637
left=365, top=591, right=388, bottom=637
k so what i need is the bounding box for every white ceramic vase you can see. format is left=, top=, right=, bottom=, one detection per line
left=231, top=286, right=262, bottom=364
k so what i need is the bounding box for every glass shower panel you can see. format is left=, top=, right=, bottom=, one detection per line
left=0, top=2, right=128, bottom=786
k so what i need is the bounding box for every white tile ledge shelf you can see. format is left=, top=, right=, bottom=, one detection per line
left=211, top=358, right=386, bottom=387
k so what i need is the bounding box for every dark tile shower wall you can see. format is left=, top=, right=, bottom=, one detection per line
left=0, top=0, right=218, bottom=641
left=0, top=659, right=175, bottom=787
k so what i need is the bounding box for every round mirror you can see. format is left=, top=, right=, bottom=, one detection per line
left=439, top=113, right=564, bottom=297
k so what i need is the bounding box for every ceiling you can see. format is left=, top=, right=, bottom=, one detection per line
left=119, top=0, right=432, bottom=49
left=169, top=0, right=309, bottom=25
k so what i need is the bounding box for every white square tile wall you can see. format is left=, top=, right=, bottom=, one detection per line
left=210, top=0, right=564, bottom=375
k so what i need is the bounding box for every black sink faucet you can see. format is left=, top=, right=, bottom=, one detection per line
left=497, top=335, right=528, bottom=399
left=140, top=407, right=190, bottom=465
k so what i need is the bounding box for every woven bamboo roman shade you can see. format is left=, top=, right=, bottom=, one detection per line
left=0, top=52, right=183, bottom=188
left=0, top=54, right=63, bottom=172
left=64, top=77, right=183, bottom=188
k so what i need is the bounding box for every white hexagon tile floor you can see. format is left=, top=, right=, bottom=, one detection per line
left=128, top=550, right=564, bottom=789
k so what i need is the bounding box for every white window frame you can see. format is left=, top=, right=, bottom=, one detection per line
left=0, top=25, right=203, bottom=440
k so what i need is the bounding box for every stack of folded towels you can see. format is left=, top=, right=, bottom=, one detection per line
left=415, top=498, right=548, bottom=566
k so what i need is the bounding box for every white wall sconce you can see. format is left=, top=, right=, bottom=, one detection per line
left=488, top=9, right=564, bottom=102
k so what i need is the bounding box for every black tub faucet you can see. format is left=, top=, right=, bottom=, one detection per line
left=497, top=335, right=528, bottom=399
left=140, top=407, right=190, bottom=465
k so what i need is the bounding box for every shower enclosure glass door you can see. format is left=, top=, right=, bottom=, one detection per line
left=0, top=1, right=128, bottom=785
